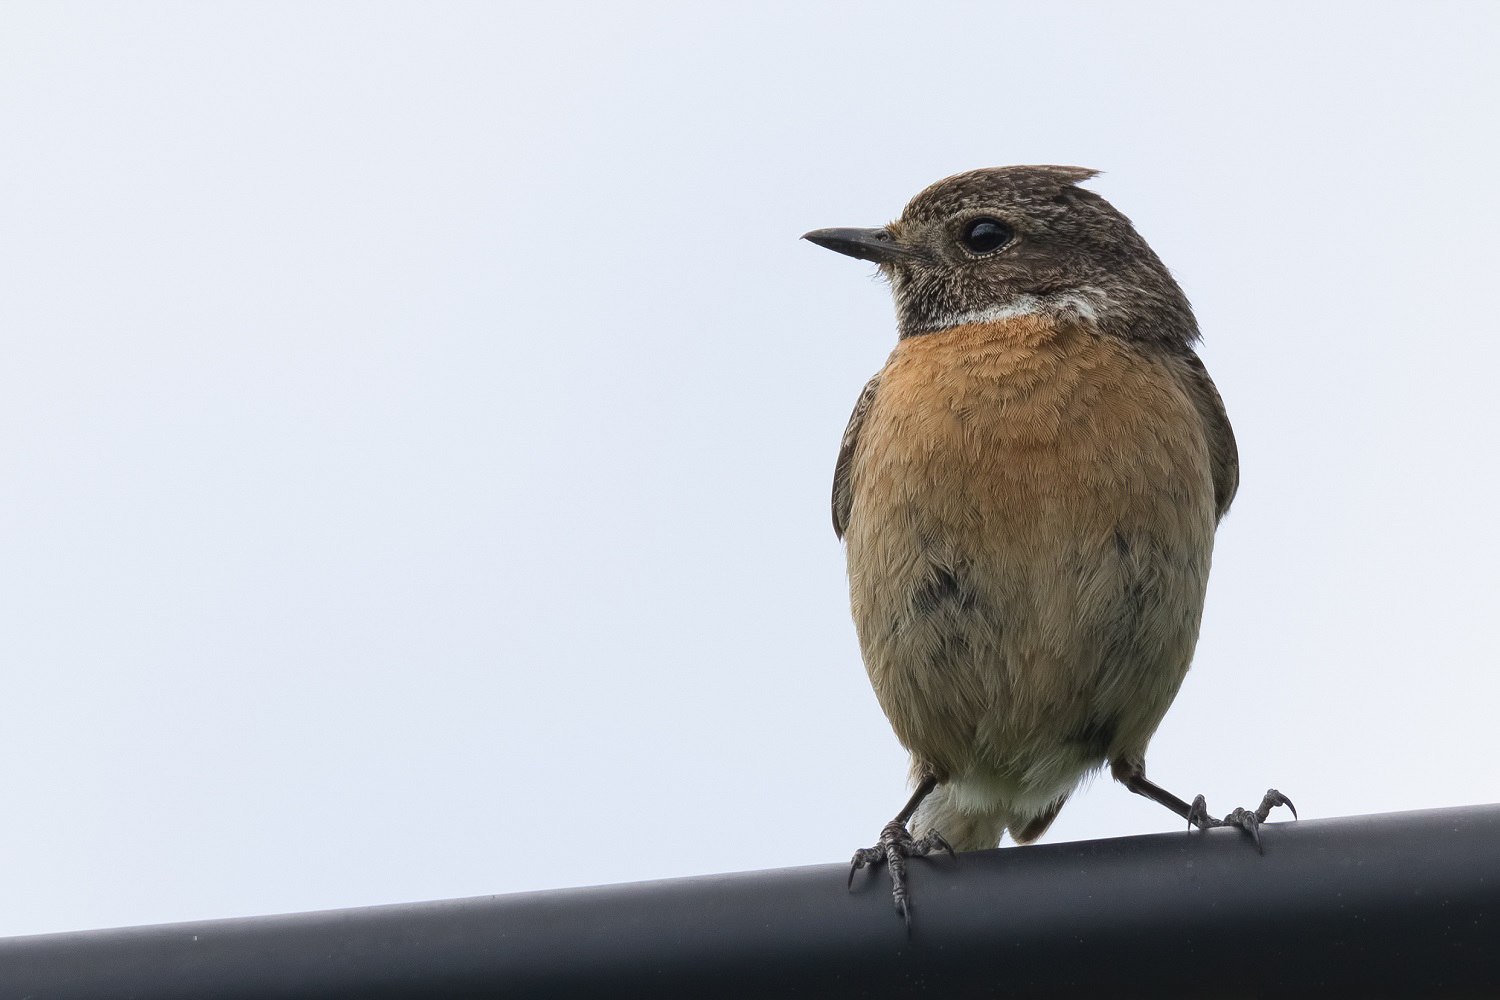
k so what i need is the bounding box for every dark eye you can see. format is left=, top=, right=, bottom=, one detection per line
left=960, top=218, right=1013, bottom=254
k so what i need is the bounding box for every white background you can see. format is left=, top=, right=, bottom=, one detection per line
left=2, top=2, right=1497, bottom=937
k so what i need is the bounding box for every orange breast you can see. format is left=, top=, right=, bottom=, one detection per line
left=844, top=315, right=1217, bottom=798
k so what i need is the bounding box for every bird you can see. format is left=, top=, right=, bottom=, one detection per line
left=803, top=166, right=1292, bottom=926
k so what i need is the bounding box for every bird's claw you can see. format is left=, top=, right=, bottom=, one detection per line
left=1187, top=788, right=1297, bottom=854
left=847, top=845, right=883, bottom=889
left=847, top=819, right=955, bottom=929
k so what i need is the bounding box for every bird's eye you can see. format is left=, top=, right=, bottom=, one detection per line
left=960, top=218, right=1013, bottom=255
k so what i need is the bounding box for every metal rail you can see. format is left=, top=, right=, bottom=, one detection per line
left=3, top=804, right=1497, bottom=998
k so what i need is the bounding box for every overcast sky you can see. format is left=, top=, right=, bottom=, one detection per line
left=2, top=2, right=1498, bottom=938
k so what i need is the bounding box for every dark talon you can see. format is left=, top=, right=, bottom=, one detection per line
left=847, top=845, right=882, bottom=889
left=847, top=818, right=952, bottom=927
left=1187, top=793, right=1213, bottom=831
left=1259, top=788, right=1296, bottom=822
left=1224, top=806, right=1263, bottom=853
left=1184, top=789, right=1295, bottom=853
left=1116, top=767, right=1295, bottom=852
left=847, top=775, right=949, bottom=929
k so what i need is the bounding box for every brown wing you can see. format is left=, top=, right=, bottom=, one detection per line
left=832, top=374, right=881, bottom=539
left=1175, top=350, right=1239, bottom=521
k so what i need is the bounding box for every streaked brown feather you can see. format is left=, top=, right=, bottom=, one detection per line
left=833, top=374, right=880, bottom=539
left=1174, top=350, right=1239, bottom=520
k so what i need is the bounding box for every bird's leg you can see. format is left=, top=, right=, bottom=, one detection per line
left=1110, top=759, right=1296, bottom=853
left=848, top=773, right=956, bottom=929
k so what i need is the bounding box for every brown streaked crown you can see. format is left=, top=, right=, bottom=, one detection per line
left=877, top=166, right=1198, bottom=346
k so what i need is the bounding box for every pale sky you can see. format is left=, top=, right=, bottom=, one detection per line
left=2, top=2, right=1498, bottom=938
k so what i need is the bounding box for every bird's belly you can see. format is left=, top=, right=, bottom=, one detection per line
left=844, top=318, right=1216, bottom=802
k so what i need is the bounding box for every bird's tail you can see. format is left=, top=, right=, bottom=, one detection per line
left=910, top=783, right=1067, bottom=852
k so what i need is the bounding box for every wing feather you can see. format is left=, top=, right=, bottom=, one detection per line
left=832, top=374, right=881, bottom=539
left=1175, top=351, right=1239, bottom=520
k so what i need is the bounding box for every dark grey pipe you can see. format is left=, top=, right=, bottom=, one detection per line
left=3, top=804, right=1498, bottom=998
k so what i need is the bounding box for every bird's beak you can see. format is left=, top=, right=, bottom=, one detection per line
left=801, top=227, right=923, bottom=265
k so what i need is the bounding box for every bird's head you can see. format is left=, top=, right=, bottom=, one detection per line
left=804, top=165, right=1196, bottom=346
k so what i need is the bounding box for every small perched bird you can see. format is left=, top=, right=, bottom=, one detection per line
left=804, top=166, right=1291, bottom=925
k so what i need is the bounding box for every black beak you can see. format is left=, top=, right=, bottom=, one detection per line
left=801, top=227, right=922, bottom=265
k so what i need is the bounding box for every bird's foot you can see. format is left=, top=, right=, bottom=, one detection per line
left=1186, top=788, right=1297, bottom=852
left=848, top=819, right=955, bottom=929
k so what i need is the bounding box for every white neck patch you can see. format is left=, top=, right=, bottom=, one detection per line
left=914, top=289, right=1106, bottom=335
